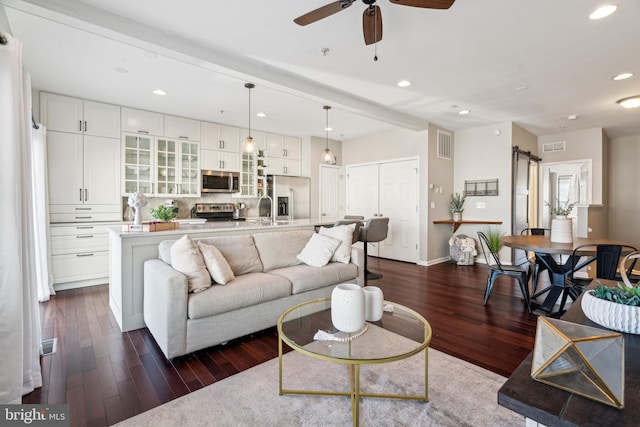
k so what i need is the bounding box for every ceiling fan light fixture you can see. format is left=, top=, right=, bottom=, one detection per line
left=242, top=83, right=256, bottom=153
left=589, top=5, right=617, bottom=20
left=616, top=95, right=640, bottom=109
left=321, top=105, right=336, bottom=165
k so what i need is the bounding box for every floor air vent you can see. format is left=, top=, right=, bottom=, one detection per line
left=41, top=338, right=57, bottom=356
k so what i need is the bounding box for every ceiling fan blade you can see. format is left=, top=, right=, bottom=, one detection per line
left=389, top=0, right=455, bottom=9
left=363, top=5, right=383, bottom=45
left=294, top=1, right=355, bottom=26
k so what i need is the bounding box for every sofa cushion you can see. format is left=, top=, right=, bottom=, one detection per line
left=169, top=235, right=212, bottom=293
left=187, top=272, right=291, bottom=319
left=318, top=223, right=356, bottom=264
left=253, top=230, right=314, bottom=271
left=269, top=262, right=358, bottom=294
left=297, top=233, right=341, bottom=267
left=196, top=235, right=263, bottom=276
left=197, top=241, right=235, bottom=285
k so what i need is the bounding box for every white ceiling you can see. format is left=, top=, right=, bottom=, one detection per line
left=2, top=0, right=640, bottom=140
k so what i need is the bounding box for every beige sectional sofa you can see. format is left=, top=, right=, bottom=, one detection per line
left=143, top=229, right=364, bottom=359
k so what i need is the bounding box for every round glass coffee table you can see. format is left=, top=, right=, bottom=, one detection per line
left=277, top=297, right=432, bottom=427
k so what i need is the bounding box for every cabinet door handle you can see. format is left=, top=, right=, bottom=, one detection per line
left=84, top=189, right=88, bottom=202
left=222, top=160, right=225, bottom=169
left=138, top=130, right=149, bottom=134
left=79, top=120, right=82, bottom=131
left=84, top=121, right=87, bottom=132
left=76, top=253, right=94, bottom=257
left=222, top=140, right=225, bottom=149
left=79, top=188, right=83, bottom=201
left=75, top=207, right=91, bottom=211
left=76, top=226, right=93, bottom=229
left=76, top=235, right=94, bottom=239
left=75, top=216, right=92, bottom=219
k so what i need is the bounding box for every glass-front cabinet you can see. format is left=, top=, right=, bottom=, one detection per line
left=240, top=152, right=257, bottom=197
left=122, top=134, right=200, bottom=197
left=180, top=141, right=200, bottom=196
left=123, top=134, right=153, bottom=194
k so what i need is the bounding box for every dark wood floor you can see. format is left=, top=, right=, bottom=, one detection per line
left=23, top=257, right=538, bottom=426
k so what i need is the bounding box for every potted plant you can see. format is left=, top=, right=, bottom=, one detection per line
left=483, top=225, right=505, bottom=254
left=148, top=205, right=179, bottom=231
left=545, top=200, right=575, bottom=243
left=450, top=193, right=466, bottom=221
left=581, top=251, right=640, bottom=334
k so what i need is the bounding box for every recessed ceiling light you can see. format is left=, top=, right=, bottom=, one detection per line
left=515, top=86, right=529, bottom=92
left=567, top=115, right=578, bottom=120
left=617, top=95, right=640, bottom=109
left=612, top=72, right=633, bottom=81
left=458, top=110, right=471, bottom=115
left=115, top=67, right=128, bottom=74
left=397, top=80, right=412, bottom=87
left=256, top=112, right=266, bottom=118
left=589, top=5, right=617, bottom=20
left=152, top=89, right=167, bottom=96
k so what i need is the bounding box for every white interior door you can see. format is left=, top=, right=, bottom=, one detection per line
left=378, top=159, right=419, bottom=262
left=319, top=165, right=342, bottom=223
left=346, top=164, right=379, bottom=218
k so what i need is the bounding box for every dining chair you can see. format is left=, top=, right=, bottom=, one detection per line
left=519, top=228, right=551, bottom=295
left=558, top=243, right=639, bottom=314
left=477, top=232, right=532, bottom=313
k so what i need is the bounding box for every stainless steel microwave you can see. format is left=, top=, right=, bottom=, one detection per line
left=201, top=170, right=240, bottom=193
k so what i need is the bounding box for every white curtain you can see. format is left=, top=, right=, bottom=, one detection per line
left=0, top=32, right=43, bottom=403
left=31, top=124, right=54, bottom=302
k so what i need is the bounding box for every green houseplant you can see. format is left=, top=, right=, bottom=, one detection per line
left=581, top=251, right=640, bottom=334
left=482, top=225, right=505, bottom=254
left=544, top=200, right=575, bottom=217
left=450, top=193, right=466, bottom=221
left=150, top=205, right=178, bottom=222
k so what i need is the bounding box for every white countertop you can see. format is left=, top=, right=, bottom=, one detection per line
left=108, top=218, right=333, bottom=238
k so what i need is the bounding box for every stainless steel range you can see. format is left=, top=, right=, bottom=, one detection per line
left=194, top=203, right=245, bottom=221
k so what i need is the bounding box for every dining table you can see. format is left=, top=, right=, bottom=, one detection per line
left=501, top=235, right=637, bottom=315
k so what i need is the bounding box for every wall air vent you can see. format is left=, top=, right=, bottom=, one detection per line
left=437, top=130, right=452, bottom=160
left=542, top=141, right=566, bottom=153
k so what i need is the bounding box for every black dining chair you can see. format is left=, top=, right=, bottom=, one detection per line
left=477, top=232, right=532, bottom=313
left=558, top=243, right=638, bottom=314
left=519, top=228, right=551, bottom=295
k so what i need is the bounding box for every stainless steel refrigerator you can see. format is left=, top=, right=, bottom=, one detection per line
left=265, top=175, right=310, bottom=220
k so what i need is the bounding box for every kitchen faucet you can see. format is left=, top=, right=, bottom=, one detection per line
left=257, top=195, right=274, bottom=223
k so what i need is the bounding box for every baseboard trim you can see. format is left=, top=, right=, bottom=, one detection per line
left=418, top=256, right=451, bottom=266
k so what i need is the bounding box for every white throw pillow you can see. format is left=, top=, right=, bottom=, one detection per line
left=198, top=241, right=235, bottom=285
left=297, top=233, right=341, bottom=267
left=319, top=223, right=356, bottom=264
left=170, top=235, right=211, bottom=293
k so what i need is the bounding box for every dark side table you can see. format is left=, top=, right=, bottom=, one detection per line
left=497, top=279, right=640, bottom=426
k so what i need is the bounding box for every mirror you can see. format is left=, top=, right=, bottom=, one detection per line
left=540, top=159, right=592, bottom=226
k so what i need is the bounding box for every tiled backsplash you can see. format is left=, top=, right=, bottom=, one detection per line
left=121, top=195, right=262, bottom=221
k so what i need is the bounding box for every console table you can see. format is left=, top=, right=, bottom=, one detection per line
left=498, top=279, right=640, bottom=426
left=433, top=220, right=502, bottom=233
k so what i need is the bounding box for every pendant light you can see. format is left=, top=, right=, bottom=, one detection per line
left=321, top=105, right=336, bottom=164
left=242, top=83, right=256, bottom=153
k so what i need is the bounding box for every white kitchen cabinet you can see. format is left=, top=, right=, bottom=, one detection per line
left=165, top=115, right=201, bottom=141
left=40, top=93, right=120, bottom=138
left=346, top=159, right=419, bottom=263
left=50, top=223, right=114, bottom=289
left=239, top=152, right=257, bottom=197
left=201, top=149, right=239, bottom=171
left=266, top=133, right=301, bottom=160
left=124, top=134, right=200, bottom=196
left=47, top=131, right=121, bottom=215
left=201, top=122, right=239, bottom=152
left=122, top=107, right=164, bottom=136
left=267, top=157, right=301, bottom=176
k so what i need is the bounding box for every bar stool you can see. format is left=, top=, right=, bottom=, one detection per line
left=359, top=217, right=389, bottom=281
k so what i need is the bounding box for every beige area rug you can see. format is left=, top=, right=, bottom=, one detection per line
left=115, top=346, right=523, bottom=427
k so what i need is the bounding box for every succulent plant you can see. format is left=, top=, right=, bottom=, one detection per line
left=591, top=282, right=640, bottom=306
left=449, top=193, right=466, bottom=213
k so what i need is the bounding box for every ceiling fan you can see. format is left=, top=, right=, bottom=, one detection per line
left=294, top=0, right=456, bottom=45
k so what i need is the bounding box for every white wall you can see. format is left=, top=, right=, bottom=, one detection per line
left=343, top=127, right=431, bottom=262
left=608, top=134, right=640, bottom=244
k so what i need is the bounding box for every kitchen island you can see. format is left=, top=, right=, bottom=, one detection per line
left=108, top=218, right=332, bottom=332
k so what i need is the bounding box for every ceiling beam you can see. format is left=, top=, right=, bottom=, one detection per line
left=1, top=0, right=430, bottom=132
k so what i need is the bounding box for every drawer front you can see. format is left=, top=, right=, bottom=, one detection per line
left=49, top=204, right=121, bottom=214
left=52, top=251, right=109, bottom=284
left=50, top=224, right=112, bottom=237
left=50, top=212, right=121, bottom=223
left=51, top=234, right=109, bottom=255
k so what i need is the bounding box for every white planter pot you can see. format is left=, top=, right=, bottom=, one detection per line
left=331, top=284, right=366, bottom=333
left=550, top=217, right=572, bottom=243
left=581, top=291, right=640, bottom=335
